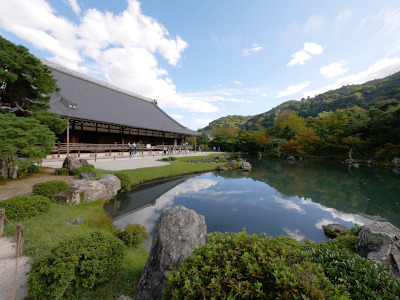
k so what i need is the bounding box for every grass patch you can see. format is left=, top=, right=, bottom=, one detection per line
left=4, top=201, right=113, bottom=258
left=95, top=154, right=227, bottom=186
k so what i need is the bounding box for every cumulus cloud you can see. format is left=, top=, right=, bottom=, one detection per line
left=287, top=42, right=324, bottom=67
left=272, top=196, right=305, bottom=214
left=320, top=60, right=349, bottom=78
left=282, top=227, right=306, bottom=241
left=67, top=0, right=81, bottom=15
left=0, top=0, right=222, bottom=119
left=243, top=43, right=262, bottom=56
left=195, top=118, right=213, bottom=126
left=303, top=57, right=400, bottom=98
left=276, top=81, right=310, bottom=98
left=170, top=114, right=183, bottom=120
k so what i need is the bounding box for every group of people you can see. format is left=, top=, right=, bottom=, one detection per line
left=127, top=142, right=138, bottom=156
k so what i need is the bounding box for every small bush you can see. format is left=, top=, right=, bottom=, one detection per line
left=163, top=231, right=348, bottom=299
left=0, top=195, right=51, bottom=220
left=57, top=168, right=69, bottom=175
left=28, top=231, right=124, bottom=299
left=12, top=158, right=34, bottom=177
left=303, top=240, right=400, bottom=299
left=161, top=157, right=177, bottom=161
left=70, top=164, right=95, bottom=176
left=114, top=172, right=132, bottom=192
left=114, top=223, right=149, bottom=247
left=32, top=180, right=70, bottom=198
left=28, top=164, right=39, bottom=174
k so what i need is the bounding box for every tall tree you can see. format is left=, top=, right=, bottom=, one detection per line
left=0, top=35, right=59, bottom=114
left=0, top=114, right=55, bottom=178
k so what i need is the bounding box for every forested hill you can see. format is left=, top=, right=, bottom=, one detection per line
left=199, top=115, right=252, bottom=132
left=243, top=70, right=400, bottom=130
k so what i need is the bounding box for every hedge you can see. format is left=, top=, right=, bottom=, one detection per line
left=28, top=231, right=125, bottom=299
left=32, top=180, right=70, bottom=198
left=0, top=195, right=51, bottom=220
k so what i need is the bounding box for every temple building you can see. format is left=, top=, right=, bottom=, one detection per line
left=42, top=59, right=199, bottom=151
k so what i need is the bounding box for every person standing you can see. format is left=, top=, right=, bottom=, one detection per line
left=128, top=142, right=132, bottom=156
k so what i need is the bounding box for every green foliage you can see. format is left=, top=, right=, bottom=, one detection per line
left=0, top=195, right=51, bottom=220
left=303, top=240, right=400, bottom=299
left=69, top=164, right=95, bottom=175
left=331, top=235, right=358, bottom=253
left=114, top=172, right=132, bottom=192
left=200, top=115, right=252, bottom=132
left=57, top=168, right=70, bottom=175
left=32, top=180, right=70, bottom=198
left=0, top=114, right=56, bottom=178
left=29, top=110, right=68, bottom=135
left=164, top=231, right=348, bottom=299
left=0, top=35, right=58, bottom=110
left=28, top=164, right=39, bottom=174
left=28, top=231, right=124, bottom=300
left=11, top=158, right=37, bottom=177
left=113, top=223, right=149, bottom=247
left=161, top=156, right=177, bottom=161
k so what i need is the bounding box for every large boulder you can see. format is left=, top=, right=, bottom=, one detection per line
left=70, top=174, right=121, bottom=202
left=322, top=223, right=349, bottom=239
left=62, top=156, right=83, bottom=170
left=51, top=188, right=81, bottom=205
left=240, top=161, right=252, bottom=171
left=393, top=157, right=400, bottom=167
left=356, top=222, right=400, bottom=277
left=136, top=206, right=207, bottom=300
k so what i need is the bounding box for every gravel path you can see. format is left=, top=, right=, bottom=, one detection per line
left=0, top=237, right=30, bottom=300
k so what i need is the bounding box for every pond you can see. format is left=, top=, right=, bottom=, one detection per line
left=105, top=158, right=400, bottom=247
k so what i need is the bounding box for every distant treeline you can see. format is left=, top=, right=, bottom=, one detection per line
left=196, top=71, right=400, bottom=160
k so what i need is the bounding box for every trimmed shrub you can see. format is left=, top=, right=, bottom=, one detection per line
left=0, top=195, right=51, bottom=220
left=303, top=240, right=400, bottom=299
left=57, top=168, right=69, bottom=175
left=28, top=164, right=39, bottom=174
left=113, top=223, right=149, bottom=246
left=28, top=231, right=124, bottom=299
left=114, top=172, right=132, bottom=192
left=32, top=180, right=70, bottom=198
left=69, top=164, right=95, bottom=176
left=163, top=231, right=348, bottom=299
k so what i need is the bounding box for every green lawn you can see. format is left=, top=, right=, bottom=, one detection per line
left=3, top=153, right=226, bottom=299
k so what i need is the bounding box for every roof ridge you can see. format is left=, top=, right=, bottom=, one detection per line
left=39, top=58, right=154, bottom=104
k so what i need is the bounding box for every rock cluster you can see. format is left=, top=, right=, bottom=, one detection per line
left=62, top=156, right=89, bottom=170
left=136, top=205, right=207, bottom=300
left=52, top=174, right=121, bottom=204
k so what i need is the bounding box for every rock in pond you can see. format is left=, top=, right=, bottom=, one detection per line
left=136, top=205, right=207, bottom=300
left=322, top=223, right=349, bottom=238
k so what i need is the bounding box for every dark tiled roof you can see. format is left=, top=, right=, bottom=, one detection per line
left=42, top=59, right=200, bottom=136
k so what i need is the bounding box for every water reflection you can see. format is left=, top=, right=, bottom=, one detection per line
left=107, top=159, right=400, bottom=245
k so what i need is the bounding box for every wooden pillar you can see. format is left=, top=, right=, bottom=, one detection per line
left=16, top=223, right=23, bottom=257
left=67, top=118, right=70, bottom=158
left=0, top=208, right=5, bottom=237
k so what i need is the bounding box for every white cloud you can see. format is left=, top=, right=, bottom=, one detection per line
left=276, top=81, right=310, bottom=98
left=0, top=0, right=221, bottom=118
left=320, top=60, right=349, bottom=78
left=303, top=57, right=400, bottom=98
left=287, top=42, right=324, bottom=67
left=170, top=114, right=183, bottom=120
left=195, top=118, right=213, bottom=126
left=358, top=8, right=400, bottom=37
left=243, top=43, right=262, bottom=56
left=282, top=227, right=306, bottom=242
left=334, top=8, right=352, bottom=34
left=303, top=15, right=325, bottom=35
left=233, top=80, right=243, bottom=86
left=67, top=0, right=81, bottom=15
left=273, top=196, right=305, bottom=214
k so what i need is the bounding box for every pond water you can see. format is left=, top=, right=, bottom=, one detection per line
left=105, top=158, right=400, bottom=247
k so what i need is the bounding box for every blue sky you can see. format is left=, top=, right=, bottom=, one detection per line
left=1, top=0, right=400, bottom=130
